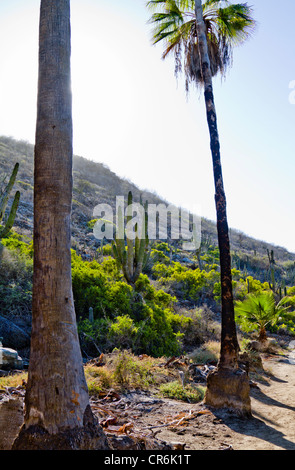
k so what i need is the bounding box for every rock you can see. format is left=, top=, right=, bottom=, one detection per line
left=0, top=370, right=10, bottom=377
left=0, top=347, right=23, bottom=370
left=0, top=315, right=30, bottom=350
left=188, top=364, right=208, bottom=382
left=249, top=339, right=277, bottom=353
left=0, top=398, right=24, bottom=450
left=248, top=340, right=261, bottom=351
left=107, top=434, right=173, bottom=450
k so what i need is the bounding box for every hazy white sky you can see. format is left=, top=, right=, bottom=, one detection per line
left=0, top=0, right=295, bottom=253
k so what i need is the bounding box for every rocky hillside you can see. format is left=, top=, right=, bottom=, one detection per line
left=1, top=135, right=295, bottom=284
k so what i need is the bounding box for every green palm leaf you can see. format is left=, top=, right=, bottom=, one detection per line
left=235, top=292, right=291, bottom=338
left=146, top=0, right=256, bottom=90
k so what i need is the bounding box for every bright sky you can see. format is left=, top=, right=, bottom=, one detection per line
left=0, top=0, right=295, bottom=253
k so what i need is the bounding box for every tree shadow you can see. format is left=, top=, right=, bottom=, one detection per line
left=251, top=387, right=295, bottom=412
left=211, top=380, right=295, bottom=451
left=213, top=409, right=295, bottom=450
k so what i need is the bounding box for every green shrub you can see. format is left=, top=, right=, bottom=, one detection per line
left=102, top=243, right=113, bottom=256
left=152, top=262, right=219, bottom=303
left=0, top=242, right=32, bottom=316
left=112, top=350, right=155, bottom=388
left=108, top=315, right=138, bottom=349
left=1, top=232, right=33, bottom=259
left=159, top=381, right=205, bottom=403
left=74, top=254, right=189, bottom=357
left=87, top=218, right=98, bottom=230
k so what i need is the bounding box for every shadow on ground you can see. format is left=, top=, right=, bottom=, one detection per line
left=211, top=382, right=295, bottom=450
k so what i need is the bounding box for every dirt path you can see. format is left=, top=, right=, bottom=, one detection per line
left=214, top=355, right=295, bottom=450
left=1, top=348, right=295, bottom=451
left=159, top=354, right=295, bottom=450
left=103, top=351, right=295, bottom=450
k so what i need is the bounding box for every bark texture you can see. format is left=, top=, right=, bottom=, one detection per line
left=205, top=368, right=251, bottom=417
left=195, top=0, right=239, bottom=369
left=12, top=0, right=108, bottom=448
left=194, top=0, right=251, bottom=414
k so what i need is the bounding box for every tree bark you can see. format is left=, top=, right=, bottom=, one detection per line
left=194, top=0, right=239, bottom=369
left=13, top=0, right=109, bottom=449
left=194, top=0, right=251, bottom=415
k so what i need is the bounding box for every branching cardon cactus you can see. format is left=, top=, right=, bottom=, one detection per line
left=112, top=191, right=150, bottom=286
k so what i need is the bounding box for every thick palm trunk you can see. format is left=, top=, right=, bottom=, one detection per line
left=194, top=0, right=251, bottom=415
left=13, top=0, right=108, bottom=449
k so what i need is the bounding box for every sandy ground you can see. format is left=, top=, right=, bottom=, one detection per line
left=1, top=347, right=295, bottom=451
left=97, top=351, right=295, bottom=451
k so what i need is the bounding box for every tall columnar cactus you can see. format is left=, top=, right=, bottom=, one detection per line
left=112, top=191, right=150, bottom=286
left=0, top=163, right=20, bottom=240
left=267, top=249, right=276, bottom=293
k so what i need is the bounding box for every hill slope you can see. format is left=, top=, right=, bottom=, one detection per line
left=1, top=135, right=294, bottom=287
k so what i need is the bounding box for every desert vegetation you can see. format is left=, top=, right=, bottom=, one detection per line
left=0, top=0, right=294, bottom=452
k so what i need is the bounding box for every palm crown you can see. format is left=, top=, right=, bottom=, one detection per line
left=234, top=292, right=290, bottom=341
left=146, top=0, right=256, bottom=91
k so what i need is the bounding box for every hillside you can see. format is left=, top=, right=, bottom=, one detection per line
left=2, top=138, right=295, bottom=452
left=1, top=135, right=295, bottom=287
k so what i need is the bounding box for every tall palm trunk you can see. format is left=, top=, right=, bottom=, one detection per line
left=195, top=0, right=238, bottom=369
left=194, top=0, right=251, bottom=415
left=13, top=0, right=109, bottom=449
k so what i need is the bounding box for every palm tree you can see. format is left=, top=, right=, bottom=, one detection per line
left=235, top=292, right=290, bottom=342
left=13, top=0, right=108, bottom=449
left=146, top=0, right=255, bottom=415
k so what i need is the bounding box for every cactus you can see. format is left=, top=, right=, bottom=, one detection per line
left=0, top=163, right=20, bottom=240
left=194, top=233, right=212, bottom=270
left=112, top=191, right=150, bottom=286
left=88, top=307, right=94, bottom=323
left=267, top=249, right=276, bottom=293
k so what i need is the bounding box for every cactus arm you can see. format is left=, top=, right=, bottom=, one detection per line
left=134, top=223, right=140, bottom=261
left=143, top=244, right=151, bottom=269
left=126, top=191, right=134, bottom=280
left=133, top=201, right=149, bottom=282
left=0, top=163, right=19, bottom=224
left=0, top=190, right=20, bottom=239
left=112, top=241, right=121, bottom=268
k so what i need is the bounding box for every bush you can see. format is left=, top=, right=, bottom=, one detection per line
left=108, top=315, right=138, bottom=349
left=112, top=350, right=155, bottom=389
left=159, top=381, right=205, bottom=403
left=1, top=235, right=33, bottom=259
left=178, top=306, right=219, bottom=347
left=74, top=254, right=189, bottom=357
left=152, top=261, right=219, bottom=303
left=0, top=242, right=32, bottom=316
left=71, top=251, right=129, bottom=320
left=188, top=341, right=220, bottom=365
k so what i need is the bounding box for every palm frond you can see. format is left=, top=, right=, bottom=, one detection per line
left=234, top=291, right=290, bottom=336
left=212, top=3, right=256, bottom=45
left=146, top=0, right=256, bottom=90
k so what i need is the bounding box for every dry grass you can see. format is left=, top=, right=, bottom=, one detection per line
left=187, top=341, right=220, bottom=365
left=84, top=350, right=181, bottom=396
left=0, top=351, right=182, bottom=397
left=0, top=372, right=27, bottom=389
